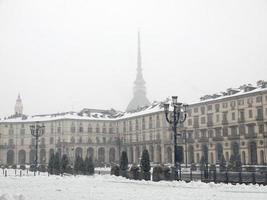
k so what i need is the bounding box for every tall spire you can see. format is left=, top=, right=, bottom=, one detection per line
left=126, top=31, right=150, bottom=112
left=15, top=93, right=23, bottom=116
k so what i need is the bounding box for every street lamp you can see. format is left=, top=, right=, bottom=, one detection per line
left=164, top=96, right=188, bottom=180
left=30, top=122, right=45, bottom=175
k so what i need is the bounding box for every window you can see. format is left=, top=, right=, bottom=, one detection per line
left=71, top=123, right=76, bottom=133
left=129, top=121, right=132, bottom=132
left=222, top=112, right=227, bottom=121
left=187, top=109, right=192, bottom=117
left=223, top=127, right=228, bottom=136
left=200, top=106, right=205, bottom=115
left=249, top=110, right=253, bottom=118
left=207, top=114, right=213, bottom=124
left=200, top=129, right=207, bottom=137
left=230, top=101, right=236, bottom=108
left=256, top=107, right=263, bottom=119
left=41, top=138, right=45, bottom=145
left=215, top=128, right=221, bottom=137
left=238, top=99, right=244, bottom=105
left=215, top=104, right=220, bottom=112
left=188, top=118, right=192, bottom=126
left=8, top=128, right=14, bottom=136
left=21, top=138, right=24, bottom=145
left=247, top=97, right=253, bottom=105
left=50, top=124, right=54, bottom=134
left=149, top=116, right=153, bottom=129
left=216, top=114, right=220, bottom=122
left=156, top=115, right=160, bottom=128
left=50, top=137, right=54, bottom=144
left=79, top=123, right=84, bottom=133
left=142, top=118, right=145, bottom=130
left=193, top=107, right=198, bottom=113
left=208, top=129, right=213, bottom=137
left=57, top=127, right=61, bottom=133
left=207, top=105, right=212, bottom=111
left=20, top=128, right=25, bottom=136
left=96, top=124, right=100, bottom=133
left=256, top=96, right=262, bottom=103
left=109, top=125, right=113, bottom=134
left=232, top=112, right=235, bottom=120
left=222, top=102, right=228, bottom=108
left=200, top=117, right=206, bottom=124
left=239, top=110, right=245, bottom=121
left=231, top=126, right=237, bottom=136
left=135, top=119, right=139, bottom=130
left=259, top=124, right=264, bottom=134
left=102, top=124, right=106, bottom=133
left=88, top=124, right=92, bottom=133
left=248, top=125, right=255, bottom=134
left=265, top=95, right=267, bottom=102
left=239, top=125, right=245, bottom=135
left=8, top=139, right=14, bottom=145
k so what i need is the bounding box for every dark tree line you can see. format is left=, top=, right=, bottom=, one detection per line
left=48, top=152, right=94, bottom=175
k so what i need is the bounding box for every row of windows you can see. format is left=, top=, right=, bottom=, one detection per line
left=187, top=107, right=266, bottom=126
left=188, top=95, right=267, bottom=116
left=185, top=124, right=264, bottom=139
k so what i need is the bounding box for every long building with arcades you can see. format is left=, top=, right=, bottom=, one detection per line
left=0, top=80, right=267, bottom=167
left=0, top=32, right=267, bottom=167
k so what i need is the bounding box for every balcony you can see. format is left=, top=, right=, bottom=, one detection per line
left=193, top=123, right=199, bottom=128
left=245, top=133, right=257, bottom=139
left=207, top=121, right=213, bottom=127
left=29, top=144, right=35, bottom=149
left=212, top=136, right=224, bottom=142
left=39, top=144, right=46, bottom=149
left=228, top=135, right=240, bottom=140
left=198, top=137, right=209, bottom=143
left=238, top=118, right=245, bottom=123
left=221, top=119, right=228, bottom=125
left=186, top=138, right=195, bottom=143
left=256, top=115, right=264, bottom=121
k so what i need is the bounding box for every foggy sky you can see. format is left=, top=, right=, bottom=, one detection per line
left=0, top=0, right=267, bottom=118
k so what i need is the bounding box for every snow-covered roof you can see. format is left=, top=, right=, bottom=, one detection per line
left=1, top=81, right=266, bottom=123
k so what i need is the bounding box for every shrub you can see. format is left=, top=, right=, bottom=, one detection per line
left=129, top=164, right=140, bottom=180
left=61, top=154, right=69, bottom=173
left=54, top=152, right=61, bottom=175
left=110, top=165, right=120, bottom=176
left=11, top=164, right=17, bottom=169
left=140, top=149, right=150, bottom=172
left=152, top=165, right=163, bottom=181
left=38, top=164, right=47, bottom=172
left=48, top=153, right=55, bottom=174
left=74, top=156, right=85, bottom=175
left=20, top=165, right=26, bottom=170
left=84, top=156, right=95, bottom=175
left=120, top=151, right=128, bottom=171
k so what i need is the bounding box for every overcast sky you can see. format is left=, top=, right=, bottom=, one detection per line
left=0, top=0, right=266, bottom=118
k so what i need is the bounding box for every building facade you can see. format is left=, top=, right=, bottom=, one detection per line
left=0, top=81, right=267, bottom=167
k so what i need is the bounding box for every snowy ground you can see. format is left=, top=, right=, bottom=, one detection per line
left=0, top=172, right=267, bottom=200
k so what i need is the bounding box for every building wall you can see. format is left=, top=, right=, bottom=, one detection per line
left=0, top=90, right=267, bottom=166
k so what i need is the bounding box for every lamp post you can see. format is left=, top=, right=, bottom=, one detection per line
left=30, top=122, right=45, bottom=175
left=164, top=96, right=188, bottom=180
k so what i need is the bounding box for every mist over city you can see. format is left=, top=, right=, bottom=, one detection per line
left=0, top=0, right=266, bottom=118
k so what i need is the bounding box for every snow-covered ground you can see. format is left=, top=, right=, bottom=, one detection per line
left=0, top=172, right=267, bottom=200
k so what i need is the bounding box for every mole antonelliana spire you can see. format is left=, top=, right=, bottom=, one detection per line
left=126, top=31, right=150, bottom=112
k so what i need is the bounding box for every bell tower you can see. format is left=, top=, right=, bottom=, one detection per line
left=15, top=94, right=23, bottom=116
